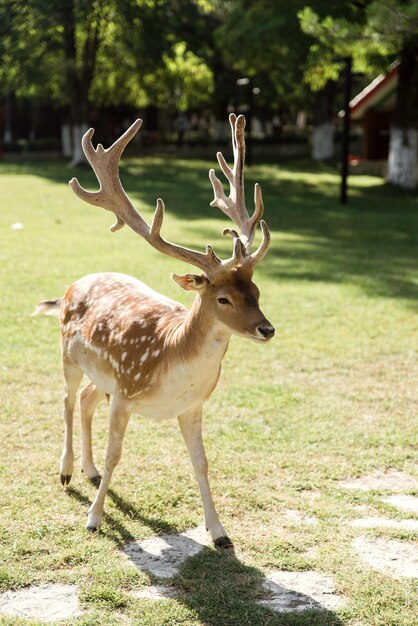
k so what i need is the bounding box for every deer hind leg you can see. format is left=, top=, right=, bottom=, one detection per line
left=178, top=408, right=233, bottom=549
left=79, top=382, right=105, bottom=482
left=86, top=396, right=130, bottom=531
left=60, top=359, right=83, bottom=486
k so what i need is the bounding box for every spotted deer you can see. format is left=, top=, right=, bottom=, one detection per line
left=36, top=114, right=274, bottom=548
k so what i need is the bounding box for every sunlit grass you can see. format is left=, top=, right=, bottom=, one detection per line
left=0, top=156, right=417, bottom=625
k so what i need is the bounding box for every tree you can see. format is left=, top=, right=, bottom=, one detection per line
left=214, top=0, right=316, bottom=117
left=0, top=0, right=216, bottom=160
left=213, top=1, right=362, bottom=159
left=0, top=0, right=118, bottom=162
left=299, top=1, right=418, bottom=189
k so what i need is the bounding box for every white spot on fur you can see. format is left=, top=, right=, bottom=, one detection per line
left=152, top=350, right=160, bottom=358
left=134, top=372, right=141, bottom=381
left=122, top=352, right=127, bottom=361
left=140, top=350, right=149, bottom=365
left=88, top=343, right=102, bottom=358
left=141, top=336, right=148, bottom=343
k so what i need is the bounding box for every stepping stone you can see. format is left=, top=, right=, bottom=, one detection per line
left=0, top=584, right=82, bottom=622
left=339, top=470, right=417, bottom=492
left=350, top=517, right=418, bottom=531
left=382, top=495, right=418, bottom=514
left=124, top=525, right=210, bottom=578
left=131, top=585, right=177, bottom=600
left=353, top=536, right=418, bottom=579
left=284, top=509, right=317, bottom=526
left=259, top=571, right=344, bottom=612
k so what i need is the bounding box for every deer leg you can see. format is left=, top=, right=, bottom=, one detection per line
left=86, top=396, right=130, bottom=531
left=79, top=382, right=105, bottom=481
left=178, top=408, right=233, bottom=548
left=60, top=359, right=83, bottom=486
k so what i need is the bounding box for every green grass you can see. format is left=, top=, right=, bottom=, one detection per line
left=0, top=155, right=417, bottom=625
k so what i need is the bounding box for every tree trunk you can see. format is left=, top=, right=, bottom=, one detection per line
left=3, top=91, right=13, bottom=143
left=311, top=82, right=335, bottom=162
left=387, top=45, right=418, bottom=189
left=61, top=123, right=73, bottom=157
left=387, top=127, right=417, bottom=189
left=60, top=0, right=102, bottom=165
left=68, top=124, right=89, bottom=166
left=312, top=123, right=334, bottom=161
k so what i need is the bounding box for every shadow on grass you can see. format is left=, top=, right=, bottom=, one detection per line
left=2, top=157, right=418, bottom=306
left=66, top=484, right=343, bottom=626
left=174, top=547, right=344, bottom=626
left=65, top=485, right=178, bottom=545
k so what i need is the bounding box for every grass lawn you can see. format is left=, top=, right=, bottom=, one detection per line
left=0, top=153, right=417, bottom=625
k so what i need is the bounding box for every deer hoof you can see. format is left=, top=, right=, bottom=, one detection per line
left=214, top=536, right=234, bottom=549
left=86, top=525, right=98, bottom=533
left=60, top=474, right=72, bottom=486
left=88, top=475, right=102, bottom=487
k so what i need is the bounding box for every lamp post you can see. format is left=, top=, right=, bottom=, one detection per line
left=334, top=56, right=352, bottom=204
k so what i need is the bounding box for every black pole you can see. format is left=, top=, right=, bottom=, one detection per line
left=340, top=57, right=352, bottom=204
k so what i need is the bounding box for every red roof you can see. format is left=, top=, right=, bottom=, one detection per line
left=349, top=64, right=398, bottom=121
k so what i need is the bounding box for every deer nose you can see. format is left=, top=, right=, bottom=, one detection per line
left=257, top=324, right=275, bottom=340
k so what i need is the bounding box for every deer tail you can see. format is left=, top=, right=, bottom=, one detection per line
left=32, top=299, right=62, bottom=317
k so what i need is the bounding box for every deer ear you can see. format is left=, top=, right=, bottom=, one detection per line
left=171, top=273, right=208, bottom=291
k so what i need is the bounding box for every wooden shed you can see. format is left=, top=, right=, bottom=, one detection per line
left=349, top=64, right=398, bottom=160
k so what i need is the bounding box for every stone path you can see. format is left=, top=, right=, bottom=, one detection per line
left=338, top=469, right=418, bottom=492
left=353, top=536, right=418, bottom=579
left=124, top=524, right=210, bottom=578
left=350, top=516, right=418, bottom=531
left=124, top=524, right=345, bottom=612
left=340, top=470, right=418, bottom=582
left=131, top=585, right=177, bottom=600
left=259, top=571, right=343, bottom=612
left=382, top=494, right=418, bottom=514
left=0, top=584, right=81, bottom=622
left=0, top=470, right=416, bottom=621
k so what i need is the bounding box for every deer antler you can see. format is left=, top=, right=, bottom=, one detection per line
left=69, top=120, right=222, bottom=274
left=69, top=116, right=270, bottom=278
left=209, top=113, right=270, bottom=268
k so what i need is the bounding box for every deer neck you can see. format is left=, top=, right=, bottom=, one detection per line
left=168, top=293, right=230, bottom=365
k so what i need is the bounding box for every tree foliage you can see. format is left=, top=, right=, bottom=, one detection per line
left=0, top=0, right=217, bottom=119
left=299, top=0, right=418, bottom=91
left=3, top=0, right=418, bottom=131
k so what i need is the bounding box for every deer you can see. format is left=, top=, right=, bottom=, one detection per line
left=35, top=113, right=274, bottom=549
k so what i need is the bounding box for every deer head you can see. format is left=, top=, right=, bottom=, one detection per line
left=69, top=114, right=274, bottom=342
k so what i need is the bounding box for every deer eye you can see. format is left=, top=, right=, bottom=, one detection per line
left=217, top=297, right=231, bottom=305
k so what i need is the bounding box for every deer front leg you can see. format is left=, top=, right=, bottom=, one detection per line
left=60, top=360, right=83, bottom=486
left=86, top=396, right=130, bottom=531
left=79, top=382, right=105, bottom=481
left=178, top=408, right=233, bottom=549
